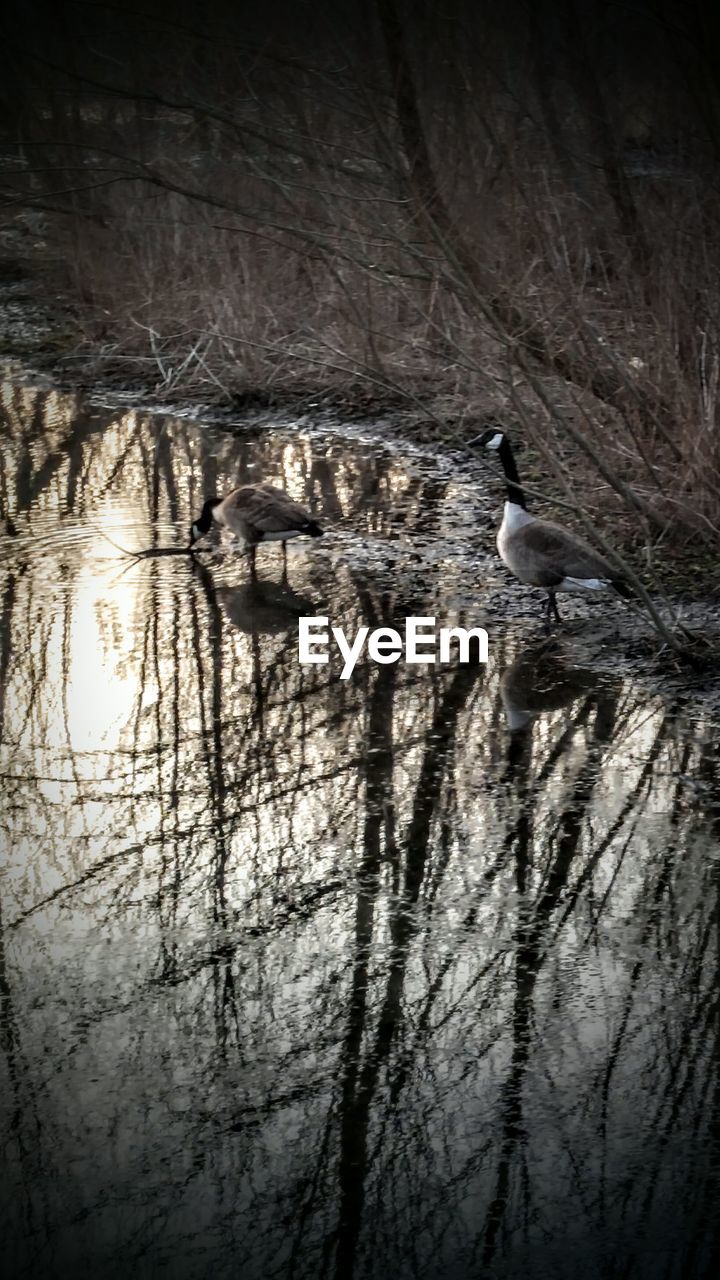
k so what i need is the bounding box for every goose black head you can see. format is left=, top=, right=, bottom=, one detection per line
left=189, top=497, right=221, bottom=548
left=470, top=427, right=506, bottom=451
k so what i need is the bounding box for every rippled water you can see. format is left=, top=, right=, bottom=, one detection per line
left=1, top=382, right=719, bottom=1279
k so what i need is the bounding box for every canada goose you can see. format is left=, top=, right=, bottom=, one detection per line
left=189, top=484, right=323, bottom=575
left=472, top=428, right=631, bottom=626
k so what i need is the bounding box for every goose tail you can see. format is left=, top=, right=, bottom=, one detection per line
left=612, top=578, right=634, bottom=600
left=305, top=521, right=324, bottom=537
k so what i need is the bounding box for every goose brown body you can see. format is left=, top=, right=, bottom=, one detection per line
left=498, top=506, right=623, bottom=591
left=189, top=483, right=323, bottom=575
left=213, top=484, right=321, bottom=546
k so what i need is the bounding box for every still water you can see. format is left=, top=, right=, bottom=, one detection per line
left=1, top=383, right=719, bottom=1279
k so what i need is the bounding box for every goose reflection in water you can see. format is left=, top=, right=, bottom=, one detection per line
left=216, top=580, right=318, bottom=636
left=193, top=559, right=317, bottom=636
left=499, top=640, right=599, bottom=732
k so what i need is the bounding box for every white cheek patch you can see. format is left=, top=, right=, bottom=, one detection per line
left=485, top=432, right=504, bottom=450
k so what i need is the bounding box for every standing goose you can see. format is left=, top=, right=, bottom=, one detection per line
left=189, top=483, right=323, bottom=576
left=472, top=428, right=631, bottom=626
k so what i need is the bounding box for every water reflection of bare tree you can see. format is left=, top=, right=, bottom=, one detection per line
left=482, top=650, right=620, bottom=1268
left=2, top=385, right=719, bottom=1279
left=334, top=623, right=483, bottom=1278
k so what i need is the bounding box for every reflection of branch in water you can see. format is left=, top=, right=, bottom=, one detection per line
left=584, top=753, right=720, bottom=1273
left=499, top=645, right=613, bottom=894
left=87, top=418, right=144, bottom=514
left=334, top=642, right=483, bottom=1279
left=188, top=561, right=230, bottom=925
left=0, top=887, right=51, bottom=1253
left=693, top=777, right=720, bottom=1270
left=481, top=679, right=620, bottom=1268
left=7, top=837, right=149, bottom=931
left=60, top=586, right=91, bottom=853
left=14, top=398, right=111, bottom=518
left=155, top=592, right=184, bottom=985
left=154, top=424, right=180, bottom=527
left=554, top=711, right=673, bottom=944
left=334, top=584, right=400, bottom=1270
left=308, top=455, right=344, bottom=521
left=185, top=564, right=247, bottom=1055
left=0, top=573, right=16, bottom=745
left=335, top=656, right=396, bottom=1280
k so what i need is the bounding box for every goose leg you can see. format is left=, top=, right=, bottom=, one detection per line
left=281, top=540, right=288, bottom=582
left=248, top=545, right=257, bottom=579
left=543, top=591, right=561, bottom=631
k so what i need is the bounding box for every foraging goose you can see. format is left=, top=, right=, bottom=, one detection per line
left=472, top=428, right=631, bottom=626
left=188, top=483, right=323, bottom=575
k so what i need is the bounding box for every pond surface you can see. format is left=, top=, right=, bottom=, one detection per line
left=1, top=382, right=719, bottom=1280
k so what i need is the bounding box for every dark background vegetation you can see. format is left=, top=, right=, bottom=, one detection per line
left=2, top=1, right=720, bottom=564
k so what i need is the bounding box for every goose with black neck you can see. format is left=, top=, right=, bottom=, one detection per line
left=471, top=428, right=632, bottom=629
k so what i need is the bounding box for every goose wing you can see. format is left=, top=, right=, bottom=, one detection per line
left=223, top=484, right=313, bottom=533
left=516, top=519, right=620, bottom=586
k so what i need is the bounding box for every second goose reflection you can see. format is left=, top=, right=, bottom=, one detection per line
left=499, top=641, right=603, bottom=732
